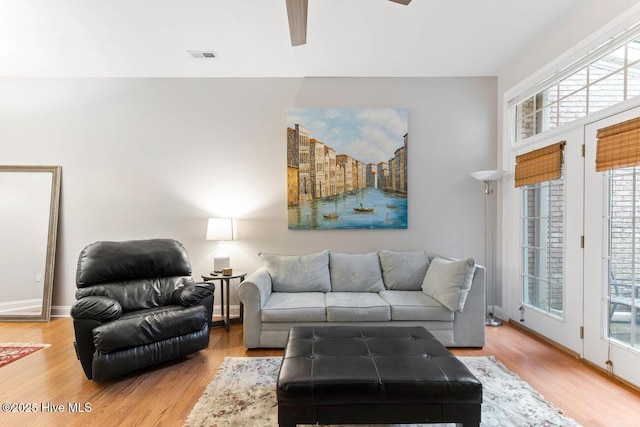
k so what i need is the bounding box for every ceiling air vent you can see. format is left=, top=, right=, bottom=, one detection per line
left=188, top=51, right=217, bottom=59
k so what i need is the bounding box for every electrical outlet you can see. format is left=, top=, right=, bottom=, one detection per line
left=35, top=273, right=42, bottom=282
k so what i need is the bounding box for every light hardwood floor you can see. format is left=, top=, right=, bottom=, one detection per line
left=0, top=318, right=638, bottom=426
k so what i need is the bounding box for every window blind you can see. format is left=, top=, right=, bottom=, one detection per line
left=515, top=141, right=566, bottom=187
left=596, top=116, right=640, bottom=172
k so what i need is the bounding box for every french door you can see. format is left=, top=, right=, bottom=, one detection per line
left=584, top=106, right=640, bottom=387
left=510, top=127, right=584, bottom=355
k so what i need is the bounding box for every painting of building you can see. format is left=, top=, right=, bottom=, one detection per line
left=286, top=108, right=408, bottom=229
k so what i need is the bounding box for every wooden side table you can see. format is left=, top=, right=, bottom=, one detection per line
left=201, top=271, right=247, bottom=332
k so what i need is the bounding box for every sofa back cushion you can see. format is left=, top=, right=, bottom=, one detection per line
left=75, top=276, right=193, bottom=312
left=75, top=239, right=198, bottom=312
left=421, top=256, right=475, bottom=312
left=378, top=249, right=430, bottom=290
left=76, top=239, right=191, bottom=288
left=259, top=250, right=331, bottom=293
left=329, top=252, right=385, bottom=292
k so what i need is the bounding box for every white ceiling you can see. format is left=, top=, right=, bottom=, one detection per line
left=0, top=0, right=591, bottom=78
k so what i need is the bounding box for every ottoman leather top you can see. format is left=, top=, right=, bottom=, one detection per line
left=277, top=326, right=482, bottom=406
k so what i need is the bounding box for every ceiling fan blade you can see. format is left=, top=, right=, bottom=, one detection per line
left=389, top=0, right=412, bottom=4
left=286, top=0, right=308, bottom=46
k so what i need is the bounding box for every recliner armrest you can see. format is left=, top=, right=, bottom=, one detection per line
left=172, top=282, right=215, bottom=307
left=70, top=296, right=122, bottom=322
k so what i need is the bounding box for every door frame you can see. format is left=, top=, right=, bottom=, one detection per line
left=502, top=127, right=584, bottom=355
left=583, top=106, right=640, bottom=388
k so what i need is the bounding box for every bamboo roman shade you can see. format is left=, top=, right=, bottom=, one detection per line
left=515, top=141, right=566, bottom=187
left=596, top=116, right=640, bottom=172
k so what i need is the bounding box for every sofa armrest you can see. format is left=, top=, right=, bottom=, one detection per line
left=452, top=264, right=486, bottom=347
left=238, top=267, right=273, bottom=348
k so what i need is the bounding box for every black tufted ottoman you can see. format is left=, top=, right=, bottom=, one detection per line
left=276, top=326, right=482, bottom=427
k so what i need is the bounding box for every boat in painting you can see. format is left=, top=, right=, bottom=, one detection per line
left=353, top=204, right=374, bottom=213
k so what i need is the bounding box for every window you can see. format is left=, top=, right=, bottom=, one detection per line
left=521, top=177, right=565, bottom=317
left=606, top=167, right=639, bottom=348
left=516, top=142, right=566, bottom=317
left=596, top=115, right=640, bottom=349
left=512, top=32, right=640, bottom=142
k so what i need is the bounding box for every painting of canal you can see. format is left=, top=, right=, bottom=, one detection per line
left=287, top=108, right=408, bottom=229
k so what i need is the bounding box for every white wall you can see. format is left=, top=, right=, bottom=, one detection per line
left=0, top=77, right=497, bottom=313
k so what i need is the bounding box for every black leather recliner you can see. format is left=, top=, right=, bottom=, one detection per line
left=71, top=238, right=214, bottom=382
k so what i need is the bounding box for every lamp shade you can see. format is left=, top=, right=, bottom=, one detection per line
left=470, top=170, right=505, bottom=182
left=206, top=218, right=236, bottom=241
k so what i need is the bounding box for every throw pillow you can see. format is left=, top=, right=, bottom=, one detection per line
left=329, top=252, right=385, bottom=292
left=259, top=250, right=331, bottom=293
left=421, top=256, right=475, bottom=312
left=378, top=249, right=430, bottom=290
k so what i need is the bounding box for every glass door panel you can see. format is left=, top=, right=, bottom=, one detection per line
left=584, top=107, right=640, bottom=388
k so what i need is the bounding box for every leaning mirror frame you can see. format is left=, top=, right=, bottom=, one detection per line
left=0, top=165, right=61, bottom=322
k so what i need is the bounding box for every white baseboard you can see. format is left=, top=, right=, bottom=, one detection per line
left=52, top=306, right=71, bottom=318
left=216, top=304, right=241, bottom=317
left=487, top=305, right=505, bottom=321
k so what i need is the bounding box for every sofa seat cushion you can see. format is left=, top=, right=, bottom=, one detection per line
left=326, top=292, right=390, bottom=321
left=379, top=291, right=454, bottom=321
left=262, top=292, right=327, bottom=322
left=93, top=305, right=207, bottom=353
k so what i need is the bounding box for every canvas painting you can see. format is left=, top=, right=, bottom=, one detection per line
left=287, top=108, right=408, bottom=229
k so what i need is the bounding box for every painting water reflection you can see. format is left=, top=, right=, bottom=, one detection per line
left=288, top=188, right=407, bottom=229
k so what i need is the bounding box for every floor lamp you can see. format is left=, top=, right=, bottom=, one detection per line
left=470, top=170, right=504, bottom=327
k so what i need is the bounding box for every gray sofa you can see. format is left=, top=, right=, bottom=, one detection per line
left=238, top=250, right=485, bottom=349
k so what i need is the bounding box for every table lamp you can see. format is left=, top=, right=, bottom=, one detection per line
left=206, top=218, right=236, bottom=273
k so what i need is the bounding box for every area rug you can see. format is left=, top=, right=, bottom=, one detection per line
left=184, top=356, right=580, bottom=427
left=0, top=343, right=50, bottom=368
